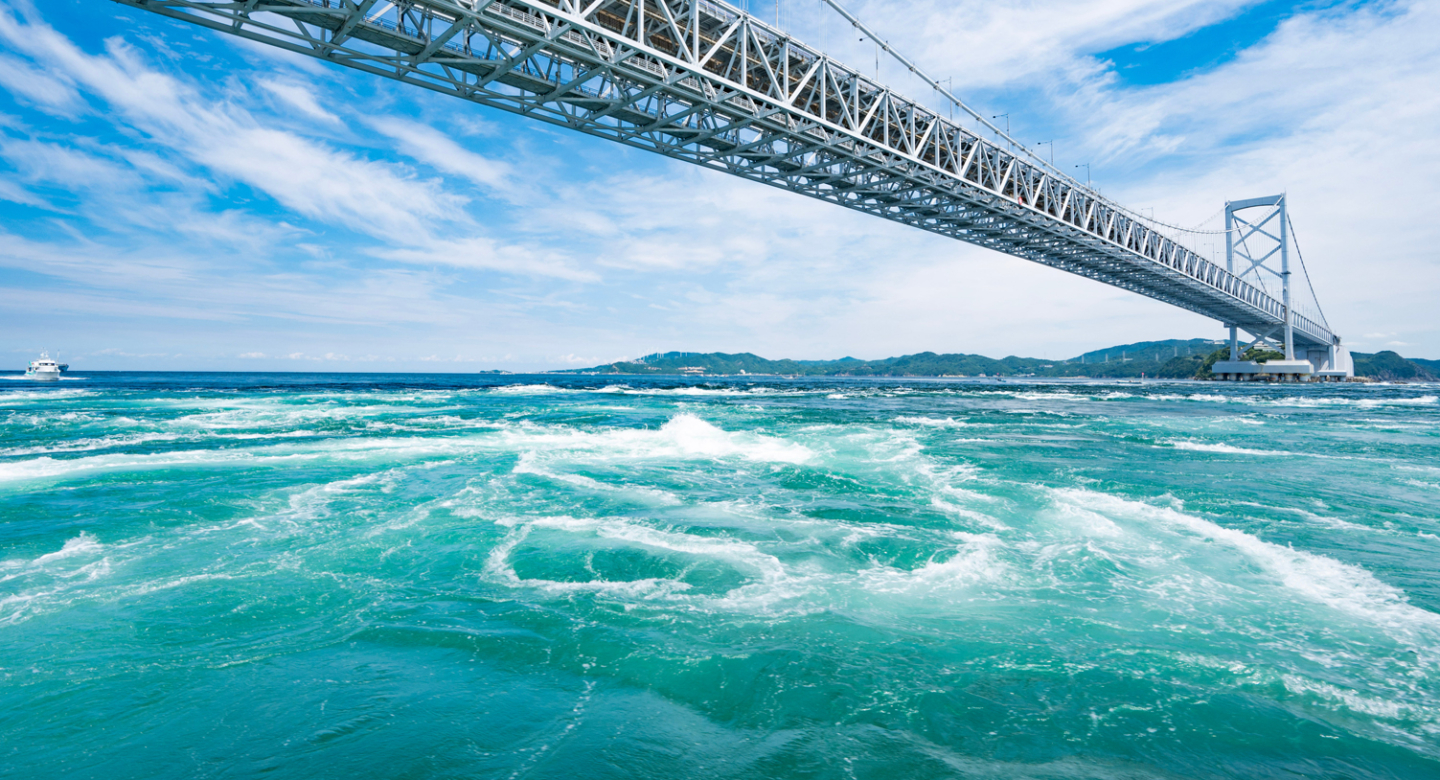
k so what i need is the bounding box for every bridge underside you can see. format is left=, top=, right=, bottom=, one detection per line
left=110, top=0, right=1336, bottom=349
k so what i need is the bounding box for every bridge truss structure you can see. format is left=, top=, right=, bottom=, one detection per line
left=109, top=0, right=1339, bottom=351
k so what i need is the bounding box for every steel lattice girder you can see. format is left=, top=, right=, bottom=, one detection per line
left=108, top=0, right=1336, bottom=347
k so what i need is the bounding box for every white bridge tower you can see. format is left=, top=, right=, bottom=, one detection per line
left=1213, top=195, right=1351, bottom=381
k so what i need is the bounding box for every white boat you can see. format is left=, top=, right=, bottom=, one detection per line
left=24, top=353, right=66, bottom=381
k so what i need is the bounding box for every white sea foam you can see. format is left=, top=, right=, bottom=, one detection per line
left=171, top=403, right=410, bottom=429
left=0, top=414, right=810, bottom=486
left=297, top=390, right=462, bottom=404
left=502, top=413, right=812, bottom=464
left=0, top=432, right=188, bottom=457
left=0, top=436, right=442, bottom=483
left=1140, top=392, right=1438, bottom=410
left=0, top=411, right=108, bottom=430
left=122, top=573, right=236, bottom=598
left=512, top=455, right=682, bottom=505
left=1281, top=675, right=1439, bottom=723
left=606, top=523, right=787, bottom=580
left=483, top=501, right=1006, bottom=614
left=1224, top=501, right=1379, bottom=534
left=483, top=523, right=694, bottom=598
left=477, top=509, right=833, bottom=614
left=1048, top=499, right=1125, bottom=538
left=286, top=472, right=394, bottom=519
left=1165, top=440, right=1287, bottom=456
left=1276, top=395, right=1437, bottom=409
left=1048, top=488, right=1440, bottom=650
left=1010, top=391, right=1081, bottom=402
left=1143, top=393, right=1241, bottom=404
left=597, top=385, right=785, bottom=397
left=486, top=384, right=574, bottom=395
left=857, top=532, right=1006, bottom=593
left=894, top=416, right=971, bottom=428
left=30, top=532, right=104, bottom=566
left=0, top=450, right=269, bottom=482
left=500, top=513, right=788, bottom=584
left=0, top=533, right=117, bottom=625
left=930, top=498, right=1010, bottom=531
left=0, top=389, right=95, bottom=404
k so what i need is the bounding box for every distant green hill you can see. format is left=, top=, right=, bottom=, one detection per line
left=1352, top=351, right=1437, bottom=381
left=559, top=342, right=1437, bottom=381
left=1071, top=338, right=1226, bottom=365
left=1413, top=357, right=1440, bottom=376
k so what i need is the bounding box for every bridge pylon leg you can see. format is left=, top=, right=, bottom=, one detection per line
left=1280, top=196, right=1295, bottom=362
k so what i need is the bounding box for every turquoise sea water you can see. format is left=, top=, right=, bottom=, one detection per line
left=2, top=373, right=1438, bottom=779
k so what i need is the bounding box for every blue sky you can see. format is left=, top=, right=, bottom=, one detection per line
left=0, top=0, right=1435, bottom=371
left=1098, top=0, right=1352, bottom=85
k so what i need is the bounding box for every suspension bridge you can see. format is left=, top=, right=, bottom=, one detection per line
left=107, top=0, right=1352, bottom=379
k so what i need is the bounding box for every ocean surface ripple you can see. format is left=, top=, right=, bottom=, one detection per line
left=2, top=373, right=1438, bottom=779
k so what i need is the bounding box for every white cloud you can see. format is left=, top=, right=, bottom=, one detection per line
left=0, top=176, right=46, bottom=207
left=791, top=0, right=1257, bottom=97
left=553, top=353, right=604, bottom=364
left=0, top=7, right=465, bottom=241
left=370, top=116, right=510, bottom=189
left=1, top=137, right=141, bottom=191
left=198, top=126, right=463, bottom=239
left=257, top=79, right=340, bottom=124
left=0, top=51, right=81, bottom=114
left=374, top=236, right=598, bottom=282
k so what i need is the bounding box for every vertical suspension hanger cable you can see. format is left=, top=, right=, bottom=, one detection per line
left=1288, top=213, right=1331, bottom=332
left=813, top=0, right=1052, bottom=173
left=819, top=0, right=825, bottom=52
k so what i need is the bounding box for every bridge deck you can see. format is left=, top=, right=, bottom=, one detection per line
left=112, top=0, right=1335, bottom=348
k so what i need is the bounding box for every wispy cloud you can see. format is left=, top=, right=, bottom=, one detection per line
left=0, top=7, right=465, bottom=240
left=375, top=236, right=597, bottom=282
left=868, top=0, right=1259, bottom=90
left=0, top=50, right=81, bottom=115
left=370, top=116, right=511, bottom=190
left=257, top=79, right=341, bottom=124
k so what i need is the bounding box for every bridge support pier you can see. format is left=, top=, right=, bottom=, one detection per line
left=1213, top=360, right=1264, bottom=381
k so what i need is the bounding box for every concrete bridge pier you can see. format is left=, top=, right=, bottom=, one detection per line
left=1213, top=332, right=1353, bottom=382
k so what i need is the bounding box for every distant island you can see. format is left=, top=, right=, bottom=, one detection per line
left=556, top=338, right=1439, bottom=382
